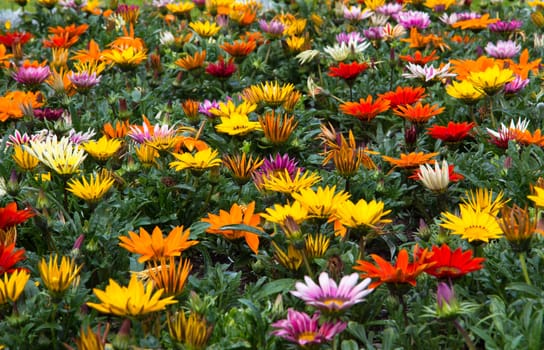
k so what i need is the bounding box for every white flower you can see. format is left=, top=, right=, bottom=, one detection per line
left=534, top=33, right=544, bottom=49
left=486, top=118, right=530, bottom=140
left=402, top=63, right=456, bottom=82
left=418, top=160, right=450, bottom=192
left=296, top=50, right=321, bottom=65
left=159, top=31, right=175, bottom=46
left=324, top=40, right=370, bottom=62
left=0, top=176, right=6, bottom=198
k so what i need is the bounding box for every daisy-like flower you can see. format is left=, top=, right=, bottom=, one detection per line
left=174, top=50, right=207, bottom=72
left=271, top=309, right=347, bottom=346
left=296, top=49, right=321, bottom=65
left=0, top=269, right=30, bottom=305
left=414, top=159, right=451, bottom=192
left=206, top=56, right=236, bottom=79
left=343, top=5, right=373, bottom=21
left=291, top=272, right=373, bottom=313
left=427, top=122, right=475, bottom=143
left=25, top=135, right=87, bottom=176
left=336, top=32, right=365, bottom=45
left=209, top=99, right=256, bottom=118
left=0, top=243, right=26, bottom=274
left=503, top=75, right=530, bottom=95
left=0, top=91, right=44, bottom=122
left=34, top=107, right=64, bottom=121
left=393, top=102, right=445, bottom=124
left=223, top=152, right=263, bottom=185
left=528, top=186, right=544, bottom=208
left=291, top=186, right=350, bottom=219
left=143, top=256, right=192, bottom=297
left=258, top=111, right=298, bottom=145
left=441, top=205, right=504, bottom=243
left=169, top=148, right=222, bottom=172
left=260, top=169, right=321, bottom=194
left=467, top=65, right=515, bottom=95
left=489, top=19, right=523, bottom=33
left=242, top=81, right=296, bottom=107
left=119, top=226, right=199, bottom=263
left=0, top=202, right=35, bottom=245
left=452, top=13, right=499, bottom=31
left=221, top=40, right=256, bottom=60
left=339, top=95, right=390, bottom=122
left=402, top=62, right=456, bottom=83
left=376, top=3, right=403, bottom=16
left=363, top=26, right=384, bottom=40
left=201, top=202, right=262, bottom=254
left=353, top=247, right=433, bottom=288
left=399, top=50, right=439, bottom=65
left=445, top=80, right=485, bottom=104
left=485, top=40, right=521, bottom=59
left=305, top=234, right=330, bottom=259
left=423, top=0, right=455, bottom=11
left=68, top=61, right=105, bottom=93
left=67, top=171, right=115, bottom=204
left=198, top=99, right=220, bottom=117
left=167, top=311, right=213, bottom=349
left=382, top=151, right=439, bottom=169
left=87, top=274, right=177, bottom=317
left=253, top=153, right=303, bottom=186
left=379, top=86, right=426, bottom=109
left=334, top=198, right=391, bottom=231
left=165, top=1, right=194, bottom=16
left=101, top=46, right=147, bottom=70
left=189, top=20, right=221, bottom=37
left=13, top=61, right=51, bottom=87
left=498, top=204, right=540, bottom=252
left=417, top=244, right=484, bottom=279
left=215, top=113, right=262, bottom=136
left=68, top=128, right=97, bottom=145
left=12, top=145, right=39, bottom=171
left=462, top=188, right=508, bottom=215
left=38, top=254, right=82, bottom=297
left=328, top=61, right=369, bottom=86
left=272, top=242, right=303, bottom=271
left=286, top=36, right=307, bottom=53
left=81, top=136, right=122, bottom=162
left=261, top=202, right=309, bottom=225
left=394, top=10, right=431, bottom=30
left=487, top=118, right=530, bottom=149
left=259, top=19, right=285, bottom=37
left=324, top=41, right=370, bottom=62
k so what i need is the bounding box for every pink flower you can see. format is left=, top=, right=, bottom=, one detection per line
left=394, top=10, right=430, bottom=30
left=13, top=65, right=51, bottom=86
left=291, top=272, right=373, bottom=313
left=485, top=40, right=520, bottom=59
left=271, top=309, right=347, bottom=346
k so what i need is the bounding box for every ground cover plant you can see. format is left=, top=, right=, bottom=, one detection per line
left=0, top=0, right=543, bottom=348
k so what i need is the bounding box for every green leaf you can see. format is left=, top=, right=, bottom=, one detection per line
left=341, top=339, right=359, bottom=350
left=219, top=224, right=270, bottom=238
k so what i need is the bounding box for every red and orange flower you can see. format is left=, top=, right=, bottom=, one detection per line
left=427, top=121, right=475, bottom=143
left=416, top=244, right=484, bottom=279
left=339, top=95, right=390, bottom=122
left=379, top=86, right=426, bottom=110
left=393, top=102, right=445, bottom=124
left=328, top=62, right=369, bottom=85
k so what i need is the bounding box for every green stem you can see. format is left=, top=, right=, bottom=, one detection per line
left=453, top=319, right=477, bottom=350
left=519, top=252, right=532, bottom=286
left=488, top=96, right=496, bottom=129
left=301, top=249, right=314, bottom=279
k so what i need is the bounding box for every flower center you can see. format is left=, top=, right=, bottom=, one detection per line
left=298, top=331, right=318, bottom=344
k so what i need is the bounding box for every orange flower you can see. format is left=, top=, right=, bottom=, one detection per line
left=174, top=50, right=206, bottom=71
left=401, top=28, right=449, bottom=51
left=258, top=110, right=298, bottom=145
left=504, top=49, right=541, bottom=80
left=398, top=50, right=438, bottom=65
left=514, top=129, right=544, bottom=147
left=72, top=39, right=103, bottom=63
left=0, top=91, right=44, bottom=122
left=382, top=151, right=439, bottom=169
left=220, top=40, right=257, bottom=59
left=43, top=33, right=80, bottom=49
left=49, top=23, right=89, bottom=37
left=0, top=202, right=35, bottom=245
left=449, top=55, right=501, bottom=80
left=201, top=202, right=262, bottom=254
left=119, top=226, right=199, bottom=264
left=379, top=86, right=426, bottom=109
left=452, top=13, right=499, bottom=31
left=353, top=247, right=434, bottom=288
left=339, top=95, right=390, bottom=122
left=393, top=102, right=444, bottom=123
left=103, top=120, right=130, bottom=139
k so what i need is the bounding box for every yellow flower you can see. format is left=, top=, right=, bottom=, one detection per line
left=305, top=233, right=330, bottom=259
left=166, top=1, right=195, bottom=16
left=74, top=326, right=107, bottom=350
left=12, top=145, right=39, bottom=171
left=167, top=311, right=213, bottom=349
left=25, top=135, right=87, bottom=176
left=528, top=186, right=544, bottom=208
left=222, top=152, right=263, bottom=185
left=260, top=201, right=309, bottom=225
left=119, top=226, right=199, bottom=263
left=423, top=0, right=455, bottom=10
left=467, top=65, right=514, bottom=95
left=261, top=169, right=321, bottom=194
left=146, top=256, right=192, bottom=297
left=334, top=198, right=392, bottom=231
left=102, top=47, right=147, bottom=70
left=0, top=269, right=29, bottom=305
left=285, top=36, right=307, bottom=53
left=462, top=188, right=508, bottom=215
left=82, top=136, right=122, bottom=162
left=242, top=81, right=296, bottom=107
left=215, top=113, right=262, bottom=136
left=209, top=100, right=256, bottom=118
left=135, top=144, right=159, bottom=167
left=272, top=241, right=303, bottom=271
left=189, top=21, right=222, bottom=37
left=66, top=171, right=115, bottom=204
left=446, top=80, right=485, bottom=104
left=169, top=148, right=222, bottom=172
left=291, top=185, right=350, bottom=219
left=87, top=274, right=177, bottom=317
left=363, top=0, right=385, bottom=10
left=37, top=0, right=58, bottom=8
left=441, top=205, right=503, bottom=243
left=38, top=254, right=82, bottom=297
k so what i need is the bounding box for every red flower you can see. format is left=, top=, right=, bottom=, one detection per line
left=409, top=164, right=464, bottom=182
left=328, top=62, right=369, bottom=84
left=353, top=247, right=434, bottom=288
left=379, top=86, right=426, bottom=109
left=416, top=244, right=484, bottom=279
left=427, top=122, right=475, bottom=142
left=0, top=31, right=33, bottom=47
left=206, top=56, right=237, bottom=78
left=399, top=50, right=439, bottom=65
left=0, top=202, right=35, bottom=230
left=0, top=243, right=26, bottom=274
left=393, top=102, right=445, bottom=124
left=339, top=95, right=390, bottom=122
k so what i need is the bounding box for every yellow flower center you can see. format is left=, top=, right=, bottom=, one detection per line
left=323, top=298, right=346, bottom=308
left=298, top=331, right=318, bottom=343
left=464, top=226, right=490, bottom=237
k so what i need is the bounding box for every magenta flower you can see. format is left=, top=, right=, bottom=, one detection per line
left=376, top=3, right=403, bottom=16
left=34, top=108, right=65, bottom=121
left=484, top=40, right=521, bottom=59
left=68, top=71, right=102, bottom=92
left=258, top=19, right=284, bottom=37
left=503, top=75, right=530, bottom=95
left=206, top=56, right=237, bottom=79
left=394, top=10, right=430, bottom=30
left=252, top=153, right=303, bottom=189
left=13, top=65, right=51, bottom=86
left=291, top=272, right=373, bottom=313
left=488, top=20, right=522, bottom=33
left=68, top=128, right=96, bottom=144
left=199, top=99, right=220, bottom=117
left=342, top=5, right=373, bottom=21
left=271, top=309, right=347, bottom=346
left=363, top=27, right=384, bottom=40
left=336, top=32, right=365, bottom=45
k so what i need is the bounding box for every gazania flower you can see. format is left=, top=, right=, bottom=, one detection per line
left=220, top=40, right=256, bottom=60
left=291, top=272, right=373, bottom=313
left=401, top=63, right=456, bottom=83
left=378, top=86, right=426, bottom=109
left=0, top=31, right=32, bottom=59
left=467, top=65, right=514, bottom=95
left=417, top=244, right=484, bottom=279
left=393, top=102, right=444, bottom=124
left=0, top=243, right=26, bottom=274
left=503, top=76, right=530, bottom=96
left=67, top=171, right=116, bottom=204
left=12, top=145, right=39, bottom=171
left=334, top=198, right=391, bottom=232
left=292, top=186, right=350, bottom=219
left=399, top=50, right=439, bottom=65
left=206, top=56, right=236, bottom=78
left=12, top=61, right=51, bottom=87
left=452, top=13, right=499, bottom=31
left=166, top=1, right=195, bottom=16
left=423, top=0, right=456, bottom=11
left=272, top=242, right=303, bottom=271
left=487, top=118, right=530, bottom=149
left=82, top=136, right=122, bottom=162
left=340, top=95, right=390, bottom=122
left=427, top=122, right=475, bottom=143
left=25, top=135, right=87, bottom=176
left=72, top=39, right=103, bottom=63
left=0, top=269, right=30, bottom=305
left=328, top=61, right=369, bottom=85
left=222, top=152, right=263, bottom=185
left=382, top=151, right=438, bottom=169
left=101, top=47, right=147, bottom=70
left=215, top=113, right=262, bottom=136
left=68, top=61, right=106, bottom=93
left=167, top=311, right=213, bottom=349
left=488, top=19, right=523, bottom=33
left=305, top=234, right=330, bottom=259
left=87, top=274, right=177, bottom=317
left=485, top=40, right=521, bottom=59
left=528, top=186, right=544, bottom=208
left=261, top=202, right=309, bottom=225
left=135, top=144, right=159, bottom=167
left=395, top=10, right=431, bottom=30
left=169, top=148, right=222, bottom=172
left=146, top=256, right=192, bottom=297
left=413, top=159, right=452, bottom=192
left=461, top=188, right=508, bottom=215
left=271, top=309, right=347, bottom=346
left=258, top=111, right=298, bottom=145
left=498, top=205, right=540, bottom=252
left=209, top=100, right=256, bottom=119
left=0, top=202, right=35, bottom=245
left=38, top=254, right=82, bottom=297
left=353, top=247, right=433, bottom=288
left=445, top=80, right=485, bottom=104
left=259, top=19, right=285, bottom=37
left=189, top=20, right=221, bottom=37
left=119, top=226, right=199, bottom=263
left=201, top=202, right=262, bottom=254
left=242, top=81, right=296, bottom=107
left=261, top=169, right=321, bottom=194
left=73, top=326, right=108, bottom=350
left=440, top=205, right=504, bottom=243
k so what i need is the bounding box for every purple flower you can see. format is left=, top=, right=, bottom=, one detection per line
left=252, top=153, right=302, bottom=189
left=258, top=19, right=284, bottom=36
left=291, top=272, right=373, bottom=313
left=34, top=108, right=65, bottom=121
left=485, top=40, right=521, bottom=59
left=394, top=10, right=430, bottom=30
left=343, top=5, right=373, bottom=21
left=376, top=3, right=403, bottom=16
left=336, top=32, right=365, bottom=45
left=437, top=282, right=455, bottom=309
left=488, top=20, right=522, bottom=33
left=271, top=309, right=347, bottom=346
left=199, top=99, right=220, bottom=117
left=68, top=71, right=102, bottom=91
left=503, top=75, right=530, bottom=95
left=13, top=65, right=51, bottom=86
left=363, top=27, right=384, bottom=40
left=68, top=128, right=96, bottom=144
